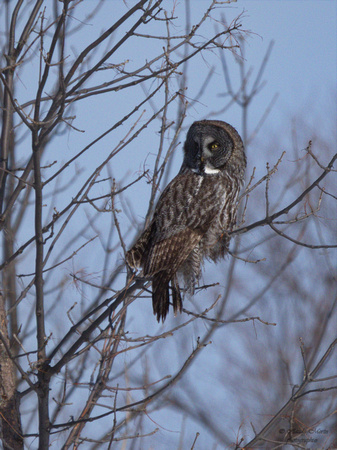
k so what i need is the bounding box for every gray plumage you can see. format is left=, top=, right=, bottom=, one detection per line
left=126, top=120, right=246, bottom=322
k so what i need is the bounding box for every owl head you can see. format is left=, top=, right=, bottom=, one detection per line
left=182, top=120, right=245, bottom=176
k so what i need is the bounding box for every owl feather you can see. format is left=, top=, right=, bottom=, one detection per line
left=126, top=120, right=246, bottom=322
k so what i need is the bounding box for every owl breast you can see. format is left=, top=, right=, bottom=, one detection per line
left=196, top=171, right=241, bottom=262
left=177, top=170, right=241, bottom=293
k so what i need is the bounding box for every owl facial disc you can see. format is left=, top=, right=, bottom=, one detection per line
left=200, top=136, right=221, bottom=174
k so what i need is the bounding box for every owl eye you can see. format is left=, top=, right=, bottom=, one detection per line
left=209, top=141, right=220, bottom=150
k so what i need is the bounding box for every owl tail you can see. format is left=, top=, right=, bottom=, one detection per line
left=152, top=272, right=182, bottom=322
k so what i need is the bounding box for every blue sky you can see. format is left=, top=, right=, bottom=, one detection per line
left=3, top=1, right=336, bottom=447
left=234, top=1, right=336, bottom=126
left=72, top=0, right=336, bottom=172
left=61, top=2, right=336, bottom=446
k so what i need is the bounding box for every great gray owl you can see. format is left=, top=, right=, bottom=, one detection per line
left=126, top=120, right=246, bottom=322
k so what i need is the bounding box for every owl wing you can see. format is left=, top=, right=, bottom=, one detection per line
left=125, top=226, right=152, bottom=269
left=144, top=226, right=203, bottom=322
left=143, top=172, right=220, bottom=276
left=143, top=226, right=203, bottom=276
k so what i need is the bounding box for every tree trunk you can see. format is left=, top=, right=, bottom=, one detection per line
left=0, top=293, right=23, bottom=449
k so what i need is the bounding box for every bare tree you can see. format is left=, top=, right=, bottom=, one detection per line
left=168, top=39, right=337, bottom=450
left=0, top=1, right=336, bottom=449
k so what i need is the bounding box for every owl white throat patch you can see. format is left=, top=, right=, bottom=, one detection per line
left=204, top=164, right=221, bottom=174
